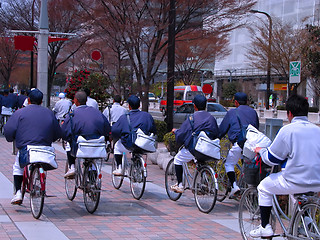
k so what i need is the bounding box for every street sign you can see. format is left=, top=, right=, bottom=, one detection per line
left=289, top=61, right=301, bottom=83
left=202, top=84, right=213, bottom=94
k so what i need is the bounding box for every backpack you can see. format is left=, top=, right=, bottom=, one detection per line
left=236, top=110, right=248, bottom=149
left=188, top=115, right=220, bottom=161
left=126, top=114, right=157, bottom=152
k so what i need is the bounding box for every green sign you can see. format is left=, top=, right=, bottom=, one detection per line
left=289, top=61, right=301, bottom=83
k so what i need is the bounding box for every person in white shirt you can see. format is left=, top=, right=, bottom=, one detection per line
left=53, top=93, right=72, bottom=122
left=250, top=94, right=320, bottom=239
left=84, top=88, right=99, bottom=110
left=103, top=95, right=127, bottom=125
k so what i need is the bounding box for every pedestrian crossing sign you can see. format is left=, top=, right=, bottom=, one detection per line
left=289, top=61, right=301, bottom=83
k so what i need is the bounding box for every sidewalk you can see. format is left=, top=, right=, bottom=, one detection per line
left=0, top=135, right=243, bottom=240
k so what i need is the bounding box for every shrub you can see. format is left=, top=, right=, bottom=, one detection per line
left=220, top=99, right=235, bottom=108
left=276, top=105, right=286, bottom=110
left=309, top=107, right=319, bottom=113
left=154, top=120, right=167, bottom=142
left=163, top=132, right=177, bottom=152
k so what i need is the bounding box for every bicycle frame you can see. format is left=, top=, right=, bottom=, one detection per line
left=271, top=193, right=320, bottom=239
left=122, top=152, right=147, bottom=178
left=182, top=160, right=218, bottom=192
left=23, top=164, right=46, bottom=196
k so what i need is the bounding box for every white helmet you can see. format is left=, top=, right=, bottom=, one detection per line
left=58, top=93, right=65, bottom=98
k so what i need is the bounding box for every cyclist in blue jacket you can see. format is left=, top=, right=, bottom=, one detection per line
left=219, top=92, right=259, bottom=198
left=111, top=95, right=156, bottom=175
left=4, top=89, right=61, bottom=205
left=171, top=95, right=219, bottom=193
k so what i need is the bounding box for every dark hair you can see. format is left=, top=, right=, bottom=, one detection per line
left=28, top=89, right=43, bottom=105
left=84, top=88, right=91, bottom=97
left=21, top=89, right=26, bottom=95
left=114, top=95, right=121, bottom=103
left=286, top=94, right=309, bottom=117
left=75, top=91, right=87, bottom=105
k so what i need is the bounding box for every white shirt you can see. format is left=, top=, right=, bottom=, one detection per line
left=86, top=97, right=99, bottom=110
left=102, top=102, right=127, bottom=124
left=260, top=116, right=320, bottom=187
left=53, top=98, right=72, bottom=120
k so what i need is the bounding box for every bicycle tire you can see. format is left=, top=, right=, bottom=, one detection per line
left=111, top=156, right=124, bottom=189
left=29, top=166, right=45, bottom=219
left=130, top=156, right=146, bottom=200
left=215, top=160, right=229, bottom=202
left=165, top=158, right=182, bottom=201
left=238, top=187, right=276, bottom=240
left=290, top=202, right=320, bottom=239
left=83, top=160, right=101, bottom=214
left=64, top=161, right=77, bottom=201
left=194, top=166, right=217, bottom=213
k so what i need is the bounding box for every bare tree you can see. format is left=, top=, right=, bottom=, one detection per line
left=76, top=0, right=255, bottom=112
left=246, top=19, right=302, bottom=81
left=175, top=30, right=230, bottom=85
left=0, top=36, right=20, bottom=88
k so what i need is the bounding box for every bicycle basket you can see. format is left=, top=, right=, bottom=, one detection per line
left=243, top=155, right=269, bottom=186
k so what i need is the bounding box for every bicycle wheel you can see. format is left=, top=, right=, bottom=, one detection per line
left=83, top=160, right=101, bottom=213
left=29, top=166, right=45, bottom=219
left=130, top=156, right=146, bottom=200
left=215, top=160, right=229, bottom=202
left=65, top=161, right=77, bottom=201
left=111, top=156, right=124, bottom=189
left=290, top=202, right=320, bottom=239
left=194, top=166, right=217, bottom=213
left=165, top=158, right=182, bottom=201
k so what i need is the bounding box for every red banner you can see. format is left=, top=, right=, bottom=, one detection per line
left=14, top=36, right=35, bottom=51
left=48, top=37, right=68, bottom=43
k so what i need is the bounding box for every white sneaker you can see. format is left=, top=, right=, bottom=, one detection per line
left=229, top=182, right=240, bottom=198
left=64, top=164, right=75, bottom=178
left=112, top=166, right=122, bottom=176
left=250, top=224, right=274, bottom=238
left=170, top=183, right=184, bottom=193
left=11, top=190, right=22, bottom=205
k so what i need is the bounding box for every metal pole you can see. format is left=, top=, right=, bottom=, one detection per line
left=30, top=0, right=36, bottom=89
left=250, top=10, right=272, bottom=110
left=37, top=0, right=49, bottom=107
left=166, top=0, right=176, bottom=132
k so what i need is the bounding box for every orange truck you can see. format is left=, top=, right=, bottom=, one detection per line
left=160, top=85, right=204, bottom=115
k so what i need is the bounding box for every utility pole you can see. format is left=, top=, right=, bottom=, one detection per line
left=167, top=0, right=176, bottom=132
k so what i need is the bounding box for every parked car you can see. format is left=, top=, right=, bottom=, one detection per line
left=173, top=102, right=227, bottom=128
left=149, top=92, right=157, bottom=102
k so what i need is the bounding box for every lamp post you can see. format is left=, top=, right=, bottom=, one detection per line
left=250, top=9, right=272, bottom=110
left=226, top=69, right=236, bottom=82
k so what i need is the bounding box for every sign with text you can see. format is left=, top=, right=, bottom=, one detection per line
left=289, top=61, right=301, bottom=83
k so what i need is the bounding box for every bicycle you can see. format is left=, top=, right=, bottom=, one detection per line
left=20, top=146, right=56, bottom=219
left=111, top=149, right=147, bottom=200
left=164, top=154, right=218, bottom=214
left=214, top=137, right=247, bottom=202
left=238, top=167, right=320, bottom=239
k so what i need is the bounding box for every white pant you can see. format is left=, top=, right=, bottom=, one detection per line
left=258, top=172, right=320, bottom=206
left=174, top=148, right=194, bottom=165
left=225, top=143, right=242, bottom=173
left=13, top=152, right=24, bottom=176
left=113, top=140, right=130, bottom=155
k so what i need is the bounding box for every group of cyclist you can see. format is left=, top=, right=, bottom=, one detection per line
left=2, top=87, right=320, bottom=239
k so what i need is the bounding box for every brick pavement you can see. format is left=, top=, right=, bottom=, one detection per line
left=0, top=135, right=243, bottom=240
